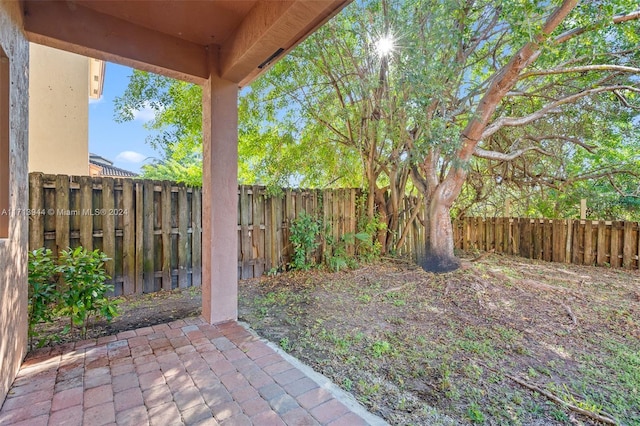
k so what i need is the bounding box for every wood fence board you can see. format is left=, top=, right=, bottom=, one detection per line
left=121, top=179, right=135, bottom=295
left=349, top=189, right=356, bottom=256
left=134, top=181, right=144, bottom=293
left=239, top=186, right=252, bottom=279
left=43, top=177, right=56, bottom=253
left=622, top=221, right=634, bottom=269
left=502, top=218, right=507, bottom=253
left=161, top=181, right=172, bottom=291
left=610, top=221, right=621, bottom=268
left=510, top=218, right=518, bottom=255
left=29, top=173, right=44, bottom=250
left=494, top=218, right=503, bottom=253
left=596, top=221, right=607, bottom=266
left=275, top=193, right=284, bottom=267
left=564, top=219, right=572, bottom=264
left=583, top=221, right=593, bottom=265
left=332, top=189, right=340, bottom=247
left=470, top=217, right=478, bottom=250
left=55, top=175, right=70, bottom=254
left=571, top=221, right=582, bottom=265
left=177, top=186, right=189, bottom=288
left=532, top=220, right=541, bottom=259
left=102, top=177, right=116, bottom=286
left=323, top=189, right=332, bottom=257
left=252, top=185, right=265, bottom=277
left=143, top=181, right=155, bottom=293
left=264, top=196, right=273, bottom=271
left=78, top=176, right=93, bottom=251
left=192, top=188, right=202, bottom=286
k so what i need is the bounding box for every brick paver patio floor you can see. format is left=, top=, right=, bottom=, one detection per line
left=0, top=318, right=385, bottom=426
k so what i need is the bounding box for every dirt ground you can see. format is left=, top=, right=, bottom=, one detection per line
left=36, top=254, right=640, bottom=425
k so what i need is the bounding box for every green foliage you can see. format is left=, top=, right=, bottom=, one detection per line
left=289, top=212, right=321, bottom=270
left=140, top=156, right=203, bottom=187
left=370, top=340, right=393, bottom=358
left=27, top=248, right=60, bottom=349
left=57, top=247, right=120, bottom=339
left=115, top=0, right=640, bottom=259
left=467, top=402, right=485, bottom=423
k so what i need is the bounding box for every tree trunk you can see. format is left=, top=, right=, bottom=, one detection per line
left=419, top=191, right=460, bottom=273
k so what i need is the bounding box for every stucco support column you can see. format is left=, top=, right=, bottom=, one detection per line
left=201, top=46, right=238, bottom=324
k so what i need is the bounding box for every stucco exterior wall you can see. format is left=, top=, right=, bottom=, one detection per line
left=0, top=0, right=29, bottom=408
left=28, top=43, right=88, bottom=175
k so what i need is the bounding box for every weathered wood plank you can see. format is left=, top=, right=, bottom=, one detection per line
left=495, top=218, right=503, bottom=253
left=264, top=195, right=273, bottom=271
left=143, top=181, right=155, bottom=293
left=191, top=187, right=202, bottom=286
left=239, top=186, right=252, bottom=279
left=78, top=175, right=93, bottom=251
left=532, top=219, right=541, bottom=259
left=252, top=185, right=265, bottom=277
left=29, top=173, right=45, bottom=250
left=622, top=221, right=634, bottom=269
left=177, top=185, right=189, bottom=287
left=102, top=177, right=116, bottom=286
left=571, top=220, right=582, bottom=265
left=583, top=220, right=593, bottom=265
left=596, top=221, right=607, bottom=266
left=565, top=219, right=572, bottom=264
left=121, top=179, right=135, bottom=295
left=161, top=181, right=172, bottom=291
left=55, top=175, right=70, bottom=254
left=134, top=182, right=144, bottom=293
left=610, top=221, right=621, bottom=268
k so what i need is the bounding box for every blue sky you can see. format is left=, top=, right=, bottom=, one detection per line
left=89, top=62, right=159, bottom=174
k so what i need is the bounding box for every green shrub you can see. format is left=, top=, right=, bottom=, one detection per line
left=57, top=247, right=119, bottom=339
left=289, top=212, right=321, bottom=270
left=27, top=248, right=60, bottom=349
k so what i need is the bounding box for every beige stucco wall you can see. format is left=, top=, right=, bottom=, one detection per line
left=0, top=0, right=29, bottom=408
left=28, top=43, right=89, bottom=175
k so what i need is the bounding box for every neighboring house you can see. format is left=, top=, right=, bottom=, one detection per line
left=28, top=44, right=105, bottom=176
left=89, top=153, right=138, bottom=177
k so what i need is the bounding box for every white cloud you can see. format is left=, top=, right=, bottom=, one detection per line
left=89, top=96, right=104, bottom=105
left=130, top=101, right=157, bottom=122
left=116, top=151, right=147, bottom=163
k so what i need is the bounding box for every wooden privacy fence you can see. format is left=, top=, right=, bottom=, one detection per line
left=453, top=217, right=640, bottom=270
left=236, top=186, right=359, bottom=278
left=28, top=174, right=360, bottom=296
left=29, top=174, right=202, bottom=296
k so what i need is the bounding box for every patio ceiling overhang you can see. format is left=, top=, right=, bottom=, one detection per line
left=21, top=0, right=350, bottom=86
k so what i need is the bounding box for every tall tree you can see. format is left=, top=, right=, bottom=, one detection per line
left=250, top=0, right=639, bottom=270
left=406, top=0, right=639, bottom=271
left=115, top=0, right=639, bottom=271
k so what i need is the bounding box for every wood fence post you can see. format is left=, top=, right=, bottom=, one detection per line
left=160, top=181, right=172, bottom=291
left=29, top=173, right=44, bottom=250
left=122, top=179, right=135, bottom=294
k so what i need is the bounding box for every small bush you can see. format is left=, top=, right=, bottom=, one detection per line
left=27, top=248, right=60, bottom=349
left=57, top=247, right=120, bottom=339
left=289, top=212, right=321, bottom=270
left=27, top=246, right=120, bottom=345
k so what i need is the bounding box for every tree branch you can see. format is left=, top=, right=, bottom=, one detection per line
left=520, top=64, right=640, bottom=79
left=474, top=146, right=552, bottom=162
left=482, top=85, right=640, bottom=139
left=523, top=134, right=597, bottom=154
left=554, top=10, right=640, bottom=43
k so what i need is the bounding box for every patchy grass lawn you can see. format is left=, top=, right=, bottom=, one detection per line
left=238, top=254, right=640, bottom=425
